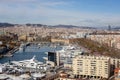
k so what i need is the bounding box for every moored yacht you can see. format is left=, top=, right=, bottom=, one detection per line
left=11, top=55, right=49, bottom=71
left=31, top=72, right=46, bottom=80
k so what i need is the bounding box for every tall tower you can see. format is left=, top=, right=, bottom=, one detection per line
left=47, top=52, right=60, bottom=66
left=48, top=52, right=57, bottom=66
left=108, top=25, right=111, bottom=31
left=56, top=52, right=60, bottom=66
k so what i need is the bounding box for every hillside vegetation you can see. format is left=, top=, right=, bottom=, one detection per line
left=70, top=38, right=120, bottom=58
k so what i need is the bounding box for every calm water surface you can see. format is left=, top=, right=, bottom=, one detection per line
left=0, top=44, right=62, bottom=63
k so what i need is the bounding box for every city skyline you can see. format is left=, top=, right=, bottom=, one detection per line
left=0, top=0, right=120, bottom=27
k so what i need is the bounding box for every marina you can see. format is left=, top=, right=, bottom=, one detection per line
left=0, top=41, right=88, bottom=79
left=0, top=43, right=63, bottom=80
left=0, top=42, right=90, bottom=80
left=0, top=43, right=62, bottom=64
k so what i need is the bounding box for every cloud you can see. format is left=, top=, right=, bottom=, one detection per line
left=0, top=0, right=36, bottom=3
left=0, top=0, right=67, bottom=6
left=0, top=0, right=120, bottom=27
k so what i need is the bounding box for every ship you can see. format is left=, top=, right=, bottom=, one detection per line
left=11, top=55, right=50, bottom=72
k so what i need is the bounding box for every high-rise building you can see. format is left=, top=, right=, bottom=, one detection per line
left=108, top=25, right=111, bottom=31
left=72, top=55, right=110, bottom=79
left=47, top=52, right=60, bottom=67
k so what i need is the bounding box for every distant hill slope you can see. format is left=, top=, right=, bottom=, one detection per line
left=52, top=24, right=79, bottom=28
left=113, top=27, right=120, bottom=30
left=0, top=23, right=14, bottom=27
left=0, top=22, right=96, bottom=29
left=52, top=24, right=96, bottom=29
left=25, top=23, right=46, bottom=27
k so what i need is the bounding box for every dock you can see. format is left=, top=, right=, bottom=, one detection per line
left=3, top=47, right=19, bottom=57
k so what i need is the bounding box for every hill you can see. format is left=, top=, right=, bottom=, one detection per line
left=0, top=22, right=96, bottom=29
left=70, top=38, right=120, bottom=58
left=0, top=23, right=14, bottom=27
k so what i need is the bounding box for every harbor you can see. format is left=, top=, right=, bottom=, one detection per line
left=0, top=43, right=62, bottom=63
left=0, top=42, right=99, bottom=80
left=0, top=42, right=90, bottom=80
left=0, top=43, right=63, bottom=80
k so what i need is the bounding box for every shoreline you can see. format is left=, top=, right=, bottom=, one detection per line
left=0, top=47, right=19, bottom=58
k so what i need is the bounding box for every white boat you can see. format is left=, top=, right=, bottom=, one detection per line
left=43, top=57, right=48, bottom=60
left=56, top=47, right=65, bottom=53
left=11, top=55, right=49, bottom=71
left=38, top=43, right=41, bottom=46
left=57, top=45, right=75, bottom=52
left=45, top=52, right=48, bottom=54
left=0, top=74, right=9, bottom=80
left=19, top=74, right=31, bottom=80
left=4, top=54, right=13, bottom=57
left=7, top=75, right=25, bottom=80
left=63, top=45, right=76, bottom=50
left=31, top=72, right=46, bottom=80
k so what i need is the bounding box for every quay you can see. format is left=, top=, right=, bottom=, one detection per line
left=3, top=47, right=19, bottom=57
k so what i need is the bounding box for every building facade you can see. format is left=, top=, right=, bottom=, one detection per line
left=72, top=55, right=110, bottom=78
left=51, top=38, right=70, bottom=44
left=87, top=33, right=120, bottom=49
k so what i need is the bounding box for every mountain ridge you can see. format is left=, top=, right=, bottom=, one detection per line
left=0, top=22, right=96, bottom=29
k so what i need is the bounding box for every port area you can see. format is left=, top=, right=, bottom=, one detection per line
left=2, top=47, right=19, bottom=58
left=0, top=63, right=62, bottom=80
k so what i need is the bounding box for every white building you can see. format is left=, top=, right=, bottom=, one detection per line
left=72, top=55, right=110, bottom=79
left=76, top=32, right=91, bottom=38
left=0, top=64, right=6, bottom=73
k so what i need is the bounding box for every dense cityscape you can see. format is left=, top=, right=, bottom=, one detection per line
left=0, top=0, right=120, bottom=80
left=0, top=24, right=120, bottom=80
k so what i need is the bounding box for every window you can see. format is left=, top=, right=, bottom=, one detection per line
left=31, top=63, right=34, bottom=66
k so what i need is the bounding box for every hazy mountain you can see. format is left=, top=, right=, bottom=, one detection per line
left=0, top=23, right=14, bottom=27
left=26, top=23, right=45, bottom=27
left=0, top=22, right=96, bottom=29
left=52, top=24, right=79, bottom=28
left=51, top=24, right=96, bottom=29
left=113, top=27, right=120, bottom=29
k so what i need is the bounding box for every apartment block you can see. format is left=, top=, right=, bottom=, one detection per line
left=72, top=55, right=110, bottom=78
left=87, top=33, right=120, bottom=49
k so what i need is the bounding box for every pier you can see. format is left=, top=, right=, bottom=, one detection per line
left=3, top=47, right=19, bottom=57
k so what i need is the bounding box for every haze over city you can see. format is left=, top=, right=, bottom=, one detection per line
left=0, top=0, right=120, bottom=27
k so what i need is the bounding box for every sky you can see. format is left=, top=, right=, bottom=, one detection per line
left=0, top=0, right=120, bottom=27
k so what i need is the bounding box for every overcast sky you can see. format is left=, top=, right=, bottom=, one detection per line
left=0, top=0, right=120, bottom=27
